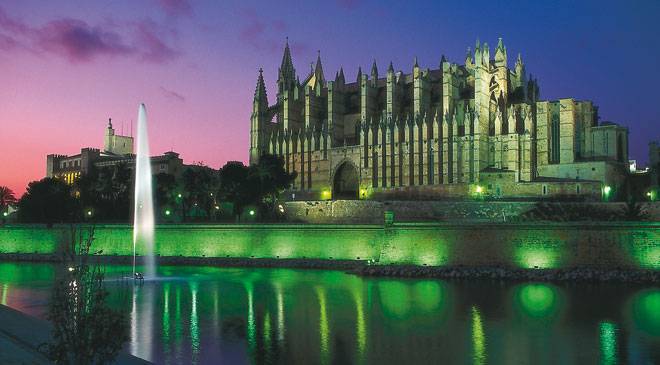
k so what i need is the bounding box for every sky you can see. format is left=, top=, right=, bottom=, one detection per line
left=0, top=0, right=659, bottom=196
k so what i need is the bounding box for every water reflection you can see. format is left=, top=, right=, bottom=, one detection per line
left=599, top=321, right=617, bottom=365
left=471, top=306, right=486, bottom=365
left=0, top=263, right=658, bottom=364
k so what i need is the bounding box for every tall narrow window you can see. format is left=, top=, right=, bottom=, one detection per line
left=550, top=115, right=560, bottom=163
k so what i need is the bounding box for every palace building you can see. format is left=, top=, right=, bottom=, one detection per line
left=47, top=119, right=184, bottom=184
left=250, top=39, right=630, bottom=200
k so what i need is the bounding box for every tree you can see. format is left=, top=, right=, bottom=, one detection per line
left=218, top=161, right=251, bottom=218
left=74, top=164, right=131, bottom=222
left=0, top=185, right=17, bottom=211
left=42, top=226, right=129, bottom=364
left=18, top=178, right=79, bottom=224
left=154, top=172, right=178, bottom=220
left=247, top=154, right=296, bottom=219
left=181, top=164, right=220, bottom=221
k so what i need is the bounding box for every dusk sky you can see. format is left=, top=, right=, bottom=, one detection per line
left=1, top=0, right=658, bottom=195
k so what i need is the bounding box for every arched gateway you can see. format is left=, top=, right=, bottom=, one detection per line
left=332, top=162, right=359, bottom=200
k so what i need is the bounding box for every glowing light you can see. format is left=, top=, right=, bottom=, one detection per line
left=67, top=267, right=74, bottom=272
left=515, top=240, right=562, bottom=269
left=86, top=210, right=92, bottom=216
left=599, top=321, right=617, bottom=365
left=165, top=209, right=171, bottom=216
left=603, top=185, right=611, bottom=195
left=278, top=204, right=285, bottom=213
left=321, top=190, right=332, bottom=200
left=2, top=212, right=7, bottom=217
left=475, top=185, right=483, bottom=193
left=214, top=205, right=220, bottom=210
left=249, top=210, right=255, bottom=216
left=177, top=193, right=182, bottom=198
left=471, top=306, right=486, bottom=365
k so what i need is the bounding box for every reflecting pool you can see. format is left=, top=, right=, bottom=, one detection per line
left=0, top=262, right=658, bottom=364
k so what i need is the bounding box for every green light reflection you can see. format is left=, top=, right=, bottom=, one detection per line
left=378, top=281, right=411, bottom=319
left=246, top=282, right=256, bottom=355
left=599, top=321, right=617, bottom=365
left=190, top=282, right=199, bottom=362
left=163, top=284, right=170, bottom=351
left=174, top=285, right=182, bottom=357
left=413, top=281, right=443, bottom=312
left=630, top=289, right=660, bottom=336
left=316, top=286, right=329, bottom=365
left=276, top=284, right=285, bottom=343
left=515, top=283, right=560, bottom=319
left=471, top=306, right=486, bottom=365
left=263, top=311, right=272, bottom=355
left=352, top=285, right=366, bottom=363
left=1, top=283, right=8, bottom=305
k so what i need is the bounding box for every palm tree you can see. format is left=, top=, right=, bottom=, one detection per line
left=0, top=186, right=17, bottom=210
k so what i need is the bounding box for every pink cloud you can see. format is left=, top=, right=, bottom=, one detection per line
left=0, top=6, right=179, bottom=64
left=37, top=19, right=133, bottom=62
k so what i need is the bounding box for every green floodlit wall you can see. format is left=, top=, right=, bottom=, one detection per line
left=0, top=223, right=658, bottom=270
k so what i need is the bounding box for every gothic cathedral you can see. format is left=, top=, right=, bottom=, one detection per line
left=250, top=39, right=629, bottom=200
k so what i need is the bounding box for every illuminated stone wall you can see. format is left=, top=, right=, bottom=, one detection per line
left=285, top=201, right=660, bottom=223
left=0, top=223, right=658, bottom=269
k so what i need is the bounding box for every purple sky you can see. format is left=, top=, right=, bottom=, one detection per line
left=1, top=0, right=658, bottom=195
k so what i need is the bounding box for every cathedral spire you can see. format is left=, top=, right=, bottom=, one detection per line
left=254, top=67, right=268, bottom=104
left=313, top=50, right=325, bottom=84
left=387, top=61, right=394, bottom=73
left=278, top=38, right=296, bottom=92
left=357, top=66, right=362, bottom=82
left=371, top=59, right=378, bottom=79
left=413, top=56, right=419, bottom=68
left=495, top=37, right=507, bottom=67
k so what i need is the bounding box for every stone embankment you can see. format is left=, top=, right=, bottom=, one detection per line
left=2, top=253, right=658, bottom=284
left=355, top=265, right=659, bottom=283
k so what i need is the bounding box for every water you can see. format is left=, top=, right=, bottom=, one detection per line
left=0, top=262, right=658, bottom=365
left=133, top=103, right=155, bottom=278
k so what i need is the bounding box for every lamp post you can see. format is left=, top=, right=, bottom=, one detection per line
left=602, top=185, right=612, bottom=201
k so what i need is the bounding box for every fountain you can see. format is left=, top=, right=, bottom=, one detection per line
left=133, top=103, right=156, bottom=279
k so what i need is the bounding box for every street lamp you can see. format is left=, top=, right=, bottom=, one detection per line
left=602, top=185, right=612, bottom=201
left=2, top=212, right=7, bottom=217
left=165, top=209, right=171, bottom=216
left=249, top=210, right=255, bottom=216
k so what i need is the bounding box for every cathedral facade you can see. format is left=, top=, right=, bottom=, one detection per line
left=250, top=39, right=629, bottom=200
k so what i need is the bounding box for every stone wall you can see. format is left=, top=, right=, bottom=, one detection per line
left=284, top=200, right=660, bottom=223
left=0, top=223, right=658, bottom=270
